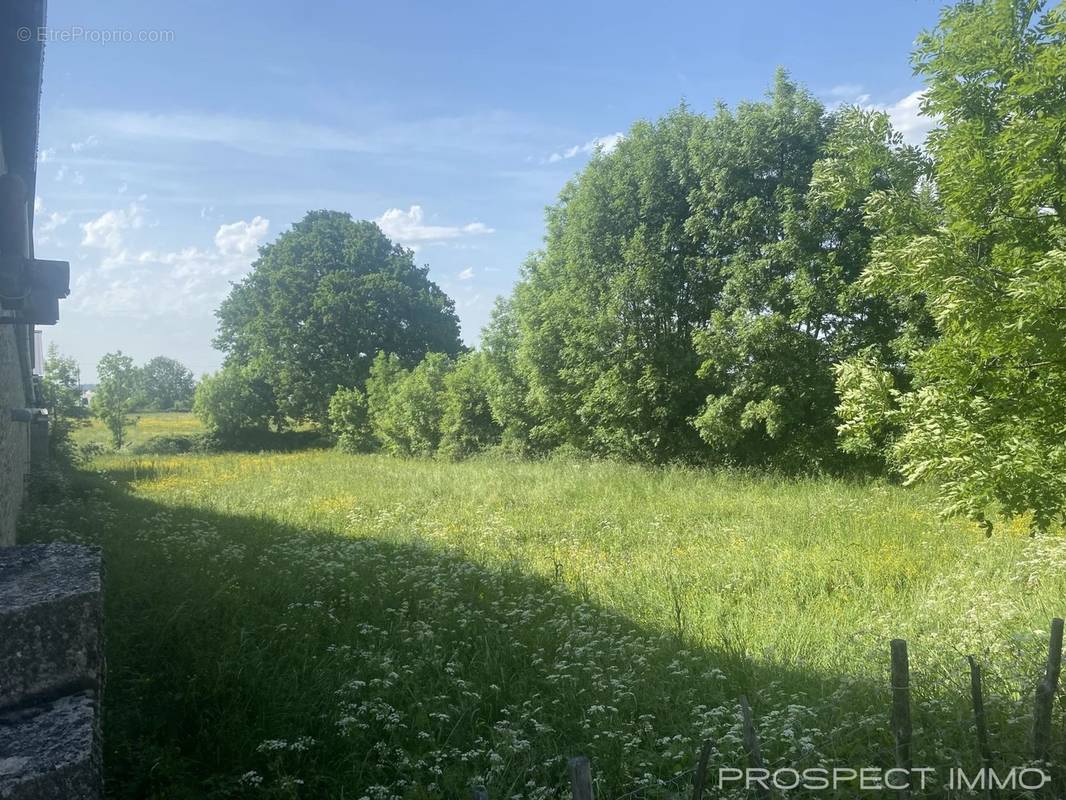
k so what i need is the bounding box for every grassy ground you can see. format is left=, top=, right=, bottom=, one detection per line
left=73, top=411, right=205, bottom=449
left=20, top=421, right=1066, bottom=798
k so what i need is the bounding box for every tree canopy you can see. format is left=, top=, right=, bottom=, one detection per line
left=215, top=211, right=463, bottom=422
left=491, top=73, right=925, bottom=468
left=836, top=0, right=1066, bottom=530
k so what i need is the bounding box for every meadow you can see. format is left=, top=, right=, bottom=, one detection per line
left=73, top=410, right=206, bottom=449
left=17, top=414, right=1066, bottom=798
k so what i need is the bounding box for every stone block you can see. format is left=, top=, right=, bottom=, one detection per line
left=0, top=691, right=101, bottom=799
left=0, top=543, right=102, bottom=709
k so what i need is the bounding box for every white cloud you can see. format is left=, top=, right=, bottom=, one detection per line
left=214, top=216, right=270, bottom=256
left=33, top=196, right=44, bottom=214
left=81, top=202, right=145, bottom=251
left=875, top=90, right=935, bottom=147
left=39, top=147, right=55, bottom=163
left=70, top=135, right=99, bottom=153
left=376, top=205, right=494, bottom=246
left=72, top=215, right=269, bottom=319
left=827, top=85, right=935, bottom=147
left=54, top=165, right=67, bottom=182
left=547, top=131, right=624, bottom=163
left=39, top=211, right=70, bottom=235
left=458, top=267, right=474, bottom=281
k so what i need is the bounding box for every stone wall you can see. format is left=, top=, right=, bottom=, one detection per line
left=0, top=543, right=103, bottom=799
left=0, top=323, right=31, bottom=547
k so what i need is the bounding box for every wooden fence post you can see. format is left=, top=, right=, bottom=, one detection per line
left=692, top=738, right=714, bottom=800
left=568, top=756, right=594, bottom=800
left=740, top=695, right=770, bottom=799
left=1033, top=618, right=1064, bottom=765
left=967, top=655, right=993, bottom=799
left=890, top=639, right=912, bottom=799
left=472, top=787, right=489, bottom=800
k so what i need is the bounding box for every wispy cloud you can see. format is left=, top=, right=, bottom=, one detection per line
left=457, top=266, right=474, bottom=281
left=376, top=205, right=494, bottom=247
left=546, top=132, right=624, bottom=163
left=70, top=135, right=100, bottom=153
left=68, top=108, right=561, bottom=159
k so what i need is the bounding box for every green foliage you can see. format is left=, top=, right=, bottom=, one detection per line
left=193, top=363, right=280, bottom=443
left=439, top=352, right=501, bottom=460
left=40, top=344, right=87, bottom=460
left=94, top=351, right=139, bottom=449
left=215, top=211, right=463, bottom=423
left=139, top=356, right=196, bottom=411
left=327, top=387, right=374, bottom=453
left=499, top=76, right=924, bottom=468
left=846, top=0, right=1066, bottom=530
left=366, top=351, right=454, bottom=457
left=481, top=297, right=539, bottom=456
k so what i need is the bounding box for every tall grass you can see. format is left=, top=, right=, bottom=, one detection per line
left=19, top=440, right=1066, bottom=798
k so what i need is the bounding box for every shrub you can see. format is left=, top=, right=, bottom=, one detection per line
left=193, top=363, right=279, bottom=444
left=439, top=352, right=500, bottom=460
left=327, top=387, right=375, bottom=453
left=366, top=352, right=453, bottom=457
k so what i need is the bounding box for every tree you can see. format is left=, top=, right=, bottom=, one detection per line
left=840, top=0, right=1066, bottom=530
left=193, top=363, right=279, bottom=443
left=40, top=344, right=87, bottom=458
left=140, top=356, right=196, bottom=411
left=507, top=105, right=716, bottom=462
left=214, top=211, right=463, bottom=423
left=94, top=351, right=139, bottom=449
left=502, top=74, right=923, bottom=467
left=327, top=387, right=374, bottom=453
left=439, top=352, right=500, bottom=460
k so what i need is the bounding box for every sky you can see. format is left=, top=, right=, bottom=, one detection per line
left=31, top=0, right=947, bottom=381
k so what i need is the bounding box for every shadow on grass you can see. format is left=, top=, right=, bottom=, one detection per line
left=16, top=466, right=1055, bottom=799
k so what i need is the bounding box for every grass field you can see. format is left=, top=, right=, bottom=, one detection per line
left=73, top=411, right=206, bottom=449
left=18, top=414, right=1066, bottom=797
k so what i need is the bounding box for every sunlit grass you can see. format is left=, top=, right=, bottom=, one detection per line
left=73, top=410, right=205, bottom=449
left=21, top=448, right=1066, bottom=798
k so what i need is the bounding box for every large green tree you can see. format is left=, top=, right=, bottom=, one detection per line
left=215, top=211, right=463, bottom=422
left=502, top=74, right=923, bottom=467
left=140, top=356, right=196, bottom=411
left=838, top=0, right=1066, bottom=530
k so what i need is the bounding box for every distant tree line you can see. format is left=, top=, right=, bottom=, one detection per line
left=197, top=0, right=1064, bottom=532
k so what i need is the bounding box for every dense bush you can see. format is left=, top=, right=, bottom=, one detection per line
left=439, top=352, right=500, bottom=460
left=327, top=387, right=374, bottom=454
left=365, top=352, right=453, bottom=457
left=193, top=363, right=280, bottom=443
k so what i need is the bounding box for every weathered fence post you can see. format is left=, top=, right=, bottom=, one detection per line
left=472, top=786, right=489, bottom=800
left=568, top=755, right=594, bottom=800
left=967, top=655, right=993, bottom=799
left=692, top=738, right=714, bottom=800
left=1033, top=618, right=1064, bottom=766
left=890, top=639, right=912, bottom=799
left=740, top=695, right=770, bottom=799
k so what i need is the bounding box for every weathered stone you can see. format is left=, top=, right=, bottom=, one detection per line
left=0, top=691, right=101, bottom=799
left=0, top=543, right=102, bottom=709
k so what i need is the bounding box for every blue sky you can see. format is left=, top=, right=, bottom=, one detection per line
left=33, top=0, right=946, bottom=380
